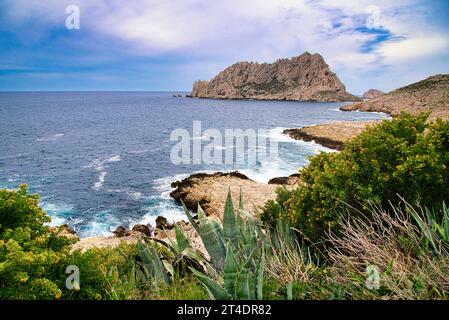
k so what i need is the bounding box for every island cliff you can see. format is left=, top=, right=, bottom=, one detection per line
left=191, top=52, right=360, bottom=102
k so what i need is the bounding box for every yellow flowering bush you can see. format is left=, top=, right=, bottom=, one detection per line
left=0, top=185, right=74, bottom=299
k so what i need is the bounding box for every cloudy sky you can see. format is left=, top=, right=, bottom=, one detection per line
left=1, top=0, right=448, bottom=94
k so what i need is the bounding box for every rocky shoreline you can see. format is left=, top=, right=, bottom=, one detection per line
left=283, top=121, right=379, bottom=150
left=63, top=170, right=302, bottom=252
left=170, top=171, right=300, bottom=217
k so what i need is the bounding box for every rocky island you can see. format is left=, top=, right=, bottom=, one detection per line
left=341, top=74, right=449, bottom=119
left=362, top=89, right=385, bottom=100
left=191, top=52, right=360, bottom=102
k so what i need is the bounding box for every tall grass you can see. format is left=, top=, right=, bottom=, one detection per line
left=326, top=200, right=449, bottom=299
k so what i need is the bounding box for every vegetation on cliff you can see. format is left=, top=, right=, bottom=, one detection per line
left=262, top=113, right=449, bottom=243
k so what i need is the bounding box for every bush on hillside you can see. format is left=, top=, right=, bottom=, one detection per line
left=0, top=185, right=74, bottom=299
left=262, top=113, right=449, bottom=243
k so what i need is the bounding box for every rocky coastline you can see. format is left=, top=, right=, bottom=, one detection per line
left=283, top=121, right=378, bottom=150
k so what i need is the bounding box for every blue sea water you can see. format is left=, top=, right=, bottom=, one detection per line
left=0, top=92, right=387, bottom=237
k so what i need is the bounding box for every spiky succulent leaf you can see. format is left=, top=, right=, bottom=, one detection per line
left=137, top=241, right=170, bottom=284
left=239, top=187, right=244, bottom=210
left=195, top=206, right=227, bottom=271
left=255, top=245, right=265, bottom=300
left=223, top=190, right=238, bottom=247
left=236, top=257, right=251, bottom=300
left=223, top=243, right=238, bottom=296
left=174, top=223, right=190, bottom=252
left=190, top=268, right=231, bottom=300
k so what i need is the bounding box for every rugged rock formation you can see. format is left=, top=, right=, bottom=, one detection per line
left=132, top=224, right=154, bottom=237
left=341, top=74, right=449, bottom=119
left=283, top=121, right=380, bottom=150
left=267, top=174, right=301, bottom=185
left=362, top=89, right=385, bottom=100
left=191, top=52, right=360, bottom=102
left=170, top=171, right=300, bottom=217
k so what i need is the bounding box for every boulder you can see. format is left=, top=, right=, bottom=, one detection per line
left=112, top=225, right=129, bottom=237
left=131, top=224, right=153, bottom=237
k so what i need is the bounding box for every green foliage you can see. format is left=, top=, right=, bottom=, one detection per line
left=136, top=190, right=269, bottom=300
left=263, top=113, right=449, bottom=243
left=185, top=191, right=267, bottom=300
left=0, top=185, right=74, bottom=299
left=406, top=201, right=449, bottom=255
left=63, top=244, right=139, bottom=300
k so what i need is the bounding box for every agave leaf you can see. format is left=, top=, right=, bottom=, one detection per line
left=182, top=202, right=226, bottom=270
left=149, top=246, right=171, bottom=285
left=223, top=189, right=238, bottom=247
left=239, top=187, right=244, bottom=210
left=236, top=257, right=251, bottom=300
left=408, top=203, right=438, bottom=253
left=174, top=223, right=190, bottom=252
left=137, top=241, right=155, bottom=279
left=162, top=259, right=174, bottom=276
left=190, top=268, right=231, bottom=300
left=195, top=206, right=227, bottom=271
left=442, top=202, right=449, bottom=240
left=223, top=243, right=238, bottom=296
left=182, top=202, right=200, bottom=234
left=255, top=244, right=265, bottom=300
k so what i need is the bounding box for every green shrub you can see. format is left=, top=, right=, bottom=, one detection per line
left=0, top=185, right=74, bottom=299
left=262, top=113, right=449, bottom=243
left=63, top=244, right=139, bottom=300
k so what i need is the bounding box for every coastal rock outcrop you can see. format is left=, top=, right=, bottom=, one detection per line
left=341, top=74, right=449, bottom=119
left=191, top=52, right=360, bottom=102
left=362, top=89, right=385, bottom=100
left=283, top=121, right=380, bottom=150
left=170, top=171, right=295, bottom=217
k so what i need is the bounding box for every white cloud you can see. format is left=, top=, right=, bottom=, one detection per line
left=378, top=36, right=449, bottom=61
left=2, top=0, right=449, bottom=93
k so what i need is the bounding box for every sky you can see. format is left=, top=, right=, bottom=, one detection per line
left=0, top=0, right=449, bottom=94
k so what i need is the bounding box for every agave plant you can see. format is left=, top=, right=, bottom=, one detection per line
left=182, top=189, right=267, bottom=300
left=406, top=200, right=449, bottom=255
left=136, top=189, right=293, bottom=300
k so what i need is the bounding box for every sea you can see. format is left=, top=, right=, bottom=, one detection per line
left=0, top=92, right=387, bottom=237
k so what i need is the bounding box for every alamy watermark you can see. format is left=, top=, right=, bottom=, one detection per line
left=65, top=5, right=80, bottom=30
left=170, top=121, right=279, bottom=166
left=65, top=265, right=80, bottom=290
left=365, top=5, right=381, bottom=29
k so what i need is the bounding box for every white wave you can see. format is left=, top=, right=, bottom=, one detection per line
left=48, top=215, right=67, bottom=227
left=136, top=197, right=186, bottom=228
left=107, top=155, right=121, bottom=162
left=128, top=149, right=150, bottom=154
left=93, top=171, right=107, bottom=190
left=36, top=133, right=64, bottom=141
left=41, top=202, right=74, bottom=227
left=107, top=188, right=144, bottom=200
left=73, top=210, right=121, bottom=237
left=84, top=155, right=121, bottom=190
